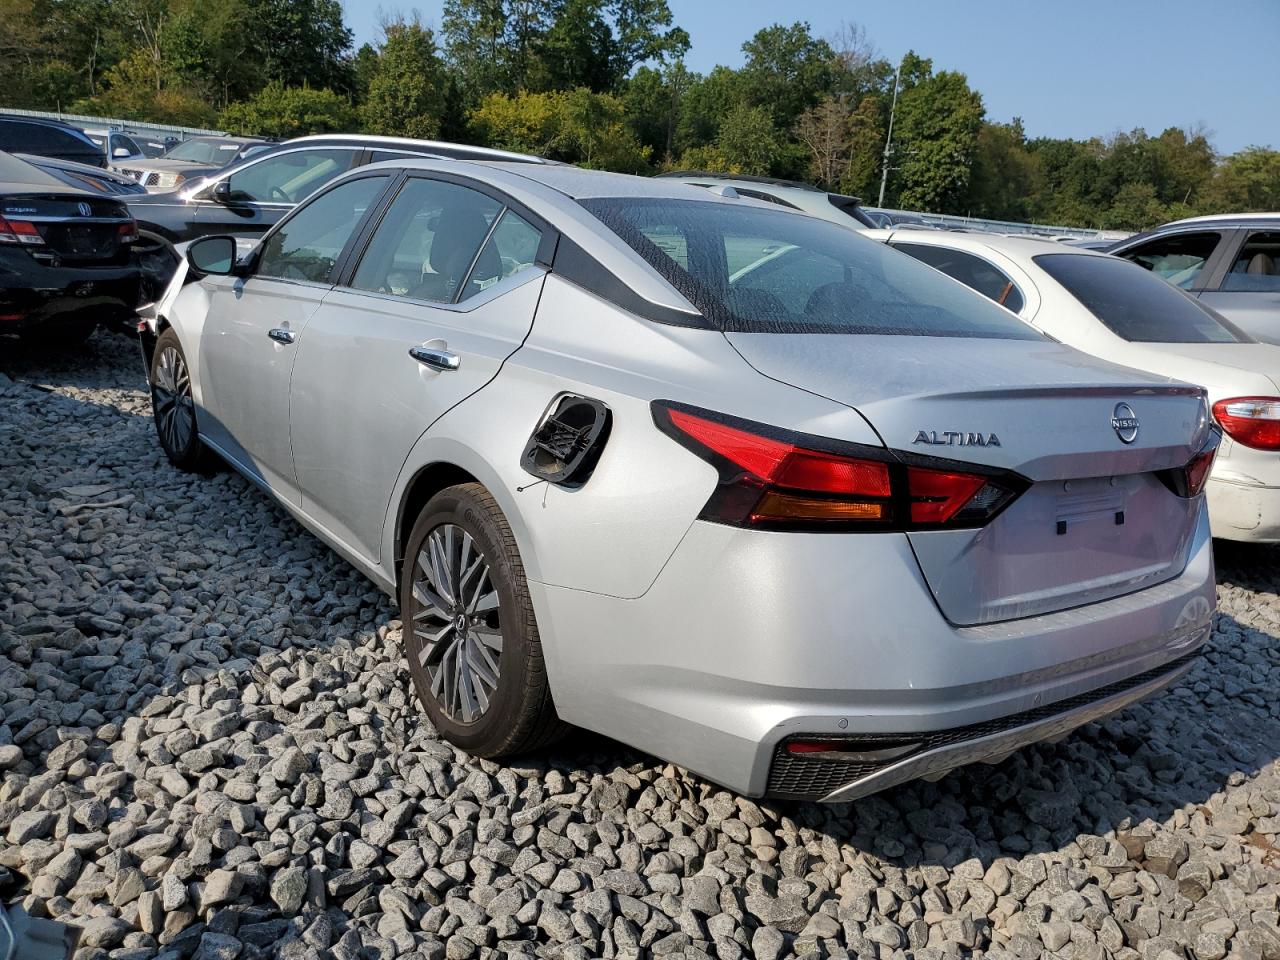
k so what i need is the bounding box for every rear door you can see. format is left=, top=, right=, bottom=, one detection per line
left=196, top=173, right=392, bottom=500
left=289, top=174, right=552, bottom=562
left=1200, top=228, right=1280, bottom=343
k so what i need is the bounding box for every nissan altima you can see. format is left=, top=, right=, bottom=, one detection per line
left=141, top=160, right=1219, bottom=801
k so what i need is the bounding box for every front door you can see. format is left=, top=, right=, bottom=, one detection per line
left=196, top=173, right=392, bottom=502
left=289, top=175, right=549, bottom=561
left=1202, top=229, right=1280, bottom=344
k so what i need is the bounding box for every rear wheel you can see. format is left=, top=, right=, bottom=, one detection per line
left=150, top=328, right=217, bottom=471
left=400, top=483, right=566, bottom=757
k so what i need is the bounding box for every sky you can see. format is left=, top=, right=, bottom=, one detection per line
left=341, top=0, right=1278, bottom=154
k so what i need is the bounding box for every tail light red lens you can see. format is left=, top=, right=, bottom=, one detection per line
left=654, top=402, right=1026, bottom=531
left=1158, top=428, right=1220, bottom=498
left=0, top=214, right=44, bottom=245
left=117, top=218, right=139, bottom=243
left=1213, top=397, right=1280, bottom=450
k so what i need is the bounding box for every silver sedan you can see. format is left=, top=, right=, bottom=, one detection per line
left=141, top=160, right=1218, bottom=801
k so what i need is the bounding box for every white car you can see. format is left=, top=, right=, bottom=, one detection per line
left=872, top=229, right=1280, bottom=542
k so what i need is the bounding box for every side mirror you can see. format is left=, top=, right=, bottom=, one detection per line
left=187, top=236, right=238, bottom=276
left=211, top=180, right=231, bottom=204
left=113, top=147, right=131, bottom=158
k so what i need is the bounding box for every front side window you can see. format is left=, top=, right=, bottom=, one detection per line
left=1221, top=231, right=1280, bottom=292
left=256, top=176, right=388, bottom=284
left=582, top=197, right=1041, bottom=338
left=1119, top=231, right=1219, bottom=289
left=350, top=178, right=502, bottom=302
left=1035, top=252, right=1248, bottom=343
left=893, top=242, right=1025, bottom=314
left=225, top=149, right=357, bottom=204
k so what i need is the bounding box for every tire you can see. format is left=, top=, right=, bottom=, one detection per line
left=400, top=483, right=567, bottom=757
left=150, top=328, right=217, bottom=472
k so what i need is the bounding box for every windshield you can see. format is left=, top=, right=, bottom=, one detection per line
left=165, top=139, right=243, bottom=164
left=1034, top=253, right=1249, bottom=344
left=580, top=197, right=1041, bottom=338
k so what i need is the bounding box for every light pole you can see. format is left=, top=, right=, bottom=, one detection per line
left=877, top=58, right=902, bottom=208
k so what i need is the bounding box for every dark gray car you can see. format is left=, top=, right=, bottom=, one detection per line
left=1108, top=214, right=1280, bottom=344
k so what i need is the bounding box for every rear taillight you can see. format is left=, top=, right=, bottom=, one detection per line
left=117, top=217, right=138, bottom=243
left=0, top=214, right=44, bottom=246
left=653, top=402, right=1027, bottom=531
left=1158, top=428, right=1220, bottom=498
left=1213, top=397, right=1280, bottom=450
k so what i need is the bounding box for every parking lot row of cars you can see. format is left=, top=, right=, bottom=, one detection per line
left=1, top=119, right=1274, bottom=800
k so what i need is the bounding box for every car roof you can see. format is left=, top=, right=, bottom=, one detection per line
left=477, top=161, right=745, bottom=202
left=873, top=227, right=1117, bottom=262
left=0, top=150, right=94, bottom=195
left=657, top=170, right=824, bottom=193
left=277, top=134, right=546, bottom=164
left=1162, top=212, right=1280, bottom=227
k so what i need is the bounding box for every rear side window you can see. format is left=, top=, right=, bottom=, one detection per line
left=893, top=242, right=1025, bottom=314
left=1119, top=231, right=1219, bottom=289
left=350, top=178, right=502, bottom=303
left=257, top=176, right=388, bottom=284
left=581, top=197, right=1041, bottom=338
left=459, top=209, right=543, bottom=302
left=1221, top=232, right=1280, bottom=292
left=1035, top=253, right=1248, bottom=343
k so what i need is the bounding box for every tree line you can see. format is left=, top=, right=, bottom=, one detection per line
left=4, top=0, right=1276, bottom=230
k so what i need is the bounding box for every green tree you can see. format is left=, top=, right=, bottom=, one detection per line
left=360, top=19, right=447, bottom=139
left=890, top=53, right=984, bottom=213
left=738, top=22, right=836, bottom=128
left=243, top=0, right=353, bottom=92
left=469, top=88, right=649, bottom=171
left=712, top=103, right=781, bottom=176
left=219, top=81, right=356, bottom=137
left=674, top=65, right=741, bottom=154
left=1205, top=148, right=1280, bottom=211
left=966, top=119, right=1037, bottom=221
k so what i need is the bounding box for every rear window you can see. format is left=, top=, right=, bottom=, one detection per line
left=1035, top=253, right=1249, bottom=343
left=580, top=197, right=1041, bottom=339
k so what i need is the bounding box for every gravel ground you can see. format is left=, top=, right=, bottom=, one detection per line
left=1, top=331, right=1278, bottom=960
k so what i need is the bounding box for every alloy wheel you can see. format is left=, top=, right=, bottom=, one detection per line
left=152, top=345, right=194, bottom=454
left=410, top=523, right=503, bottom=724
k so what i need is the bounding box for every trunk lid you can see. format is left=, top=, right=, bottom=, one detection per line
left=3, top=194, right=130, bottom=262
left=727, top=333, right=1210, bottom=624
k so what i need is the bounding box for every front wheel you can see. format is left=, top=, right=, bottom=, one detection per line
left=400, top=483, right=566, bottom=757
left=150, top=328, right=217, bottom=472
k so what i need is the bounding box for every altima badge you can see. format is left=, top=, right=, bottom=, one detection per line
left=1111, top=402, right=1139, bottom=444
left=913, top=431, right=1000, bottom=447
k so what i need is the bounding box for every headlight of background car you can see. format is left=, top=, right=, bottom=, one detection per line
left=157, top=172, right=186, bottom=189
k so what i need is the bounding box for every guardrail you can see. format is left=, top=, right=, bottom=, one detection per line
left=0, top=107, right=225, bottom=143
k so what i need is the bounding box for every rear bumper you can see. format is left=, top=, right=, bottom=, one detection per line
left=0, top=258, right=141, bottom=332
left=1206, top=474, right=1280, bottom=542
left=531, top=502, right=1215, bottom=799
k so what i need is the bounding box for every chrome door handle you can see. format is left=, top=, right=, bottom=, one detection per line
left=267, top=328, right=295, bottom=345
left=409, top=346, right=460, bottom=371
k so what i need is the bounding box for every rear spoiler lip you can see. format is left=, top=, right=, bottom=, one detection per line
left=924, top=384, right=1207, bottom=401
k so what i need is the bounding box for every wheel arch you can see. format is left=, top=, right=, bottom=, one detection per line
left=393, top=461, right=481, bottom=583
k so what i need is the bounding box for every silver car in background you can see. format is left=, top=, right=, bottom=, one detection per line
left=141, top=161, right=1218, bottom=801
